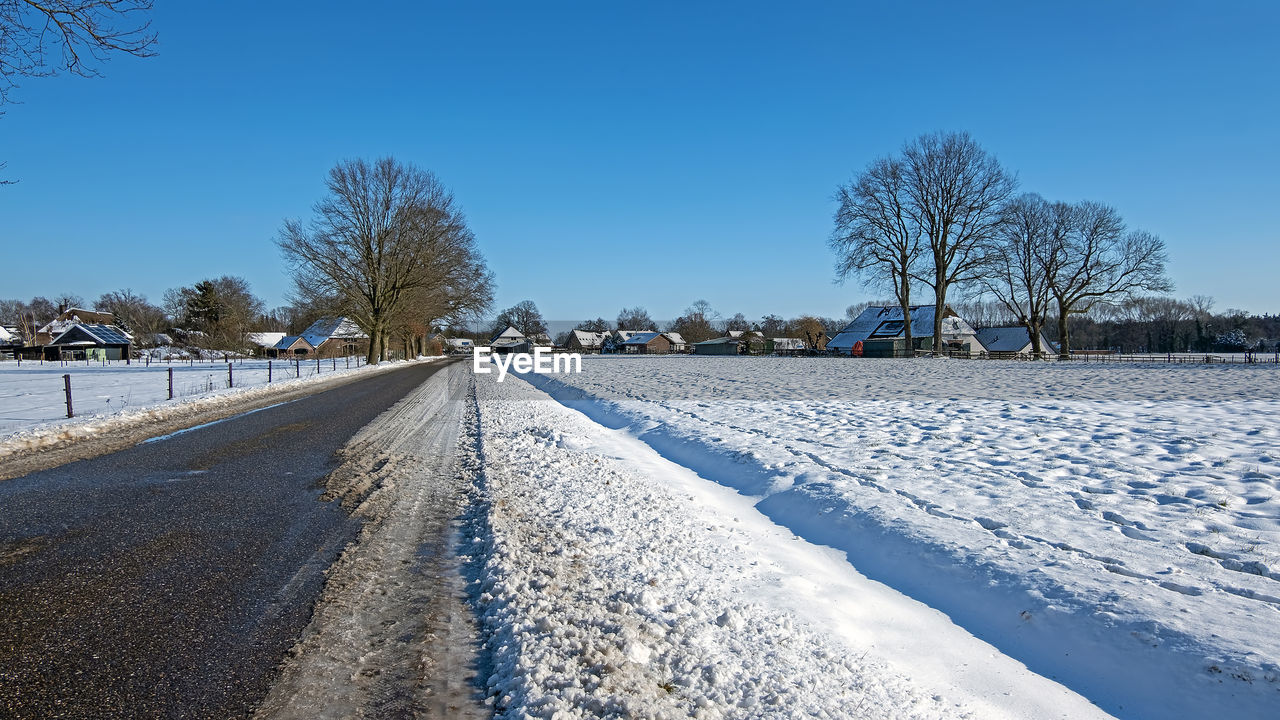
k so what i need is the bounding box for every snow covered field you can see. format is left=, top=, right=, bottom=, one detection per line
left=470, top=370, right=1107, bottom=718
left=503, top=356, right=1280, bottom=719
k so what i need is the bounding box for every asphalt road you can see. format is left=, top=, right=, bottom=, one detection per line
left=0, top=359, right=457, bottom=719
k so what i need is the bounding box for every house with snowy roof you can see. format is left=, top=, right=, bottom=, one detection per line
left=828, top=305, right=984, bottom=357
left=444, top=337, right=474, bottom=353
left=300, top=317, right=369, bottom=357
left=621, top=331, right=673, bottom=354
left=45, top=323, right=133, bottom=361
left=35, top=308, right=117, bottom=346
left=566, top=330, right=610, bottom=353
left=974, top=326, right=1057, bottom=357
left=664, top=332, right=688, bottom=353
left=247, top=332, right=286, bottom=356
left=273, top=335, right=315, bottom=356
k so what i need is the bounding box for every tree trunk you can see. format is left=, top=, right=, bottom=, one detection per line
left=1057, top=311, right=1071, bottom=360
left=1026, top=319, right=1043, bottom=358
left=932, top=277, right=947, bottom=354
left=899, top=276, right=913, bottom=358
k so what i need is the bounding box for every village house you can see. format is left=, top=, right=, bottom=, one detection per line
left=621, top=331, right=673, bottom=355
left=445, top=337, right=474, bottom=354
left=45, top=323, right=133, bottom=361
left=828, top=305, right=984, bottom=357
left=247, top=332, right=286, bottom=357
left=664, top=331, right=688, bottom=353
left=566, top=330, right=610, bottom=353
left=769, top=338, right=807, bottom=356
left=301, top=317, right=369, bottom=358
left=272, top=335, right=315, bottom=356
left=34, top=308, right=117, bottom=346
left=490, top=326, right=530, bottom=354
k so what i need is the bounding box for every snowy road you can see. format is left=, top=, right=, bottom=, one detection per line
left=0, top=359, right=461, bottom=719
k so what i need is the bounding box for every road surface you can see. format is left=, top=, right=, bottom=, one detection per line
left=0, top=359, right=470, bottom=719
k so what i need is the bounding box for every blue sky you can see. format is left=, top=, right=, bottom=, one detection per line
left=2, top=1, right=1276, bottom=322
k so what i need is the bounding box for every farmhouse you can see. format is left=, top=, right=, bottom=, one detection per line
left=273, top=335, right=315, bottom=356
left=247, top=332, right=286, bottom=356
left=490, top=326, right=530, bottom=354
left=45, top=323, right=133, bottom=361
left=301, top=317, right=369, bottom=358
left=974, top=326, right=1057, bottom=357
left=664, top=332, right=688, bottom=353
left=621, top=331, right=672, bottom=354
left=828, top=305, right=984, bottom=357
left=445, top=338, right=474, bottom=353
left=566, top=330, right=610, bottom=353
left=35, top=308, right=117, bottom=346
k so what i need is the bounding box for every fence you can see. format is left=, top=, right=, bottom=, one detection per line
left=0, top=355, right=365, bottom=426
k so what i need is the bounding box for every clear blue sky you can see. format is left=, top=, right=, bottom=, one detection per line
left=2, top=1, right=1276, bottom=322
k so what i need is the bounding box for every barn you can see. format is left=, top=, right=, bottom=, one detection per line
left=828, top=305, right=984, bottom=357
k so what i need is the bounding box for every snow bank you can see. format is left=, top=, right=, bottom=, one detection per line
left=467, top=370, right=1107, bottom=718
left=518, top=356, right=1280, bottom=719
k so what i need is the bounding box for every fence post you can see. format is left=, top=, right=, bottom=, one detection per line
left=268, top=360, right=273, bottom=383
left=295, top=359, right=299, bottom=378
left=316, top=356, right=321, bottom=375
left=228, top=363, right=234, bottom=388
left=168, top=367, right=174, bottom=400
left=64, top=374, right=73, bottom=418
left=332, top=356, right=336, bottom=371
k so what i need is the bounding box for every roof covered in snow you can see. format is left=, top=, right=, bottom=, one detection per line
left=274, top=335, right=314, bottom=350
left=446, top=338, right=474, bottom=348
left=664, top=332, right=686, bottom=346
left=301, top=317, right=368, bottom=347
left=571, top=330, right=610, bottom=347
left=491, top=326, right=525, bottom=343
left=247, top=332, right=286, bottom=348
left=828, top=305, right=977, bottom=350
left=622, top=332, right=664, bottom=345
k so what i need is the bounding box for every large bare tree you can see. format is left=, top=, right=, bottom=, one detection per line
left=830, top=155, right=921, bottom=349
left=901, top=132, right=1016, bottom=352
left=981, top=193, right=1059, bottom=357
left=1, top=0, right=156, bottom=180
left=279, top=157, right=493, bottom=363
left=1042, top=201, right=1172, bottom=357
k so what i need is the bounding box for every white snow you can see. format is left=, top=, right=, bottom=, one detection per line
left=470, top=368, right=1110, bottom=718
left=504, top=355, right=1280, bottom=718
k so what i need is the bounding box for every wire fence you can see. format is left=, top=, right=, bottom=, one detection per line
left=0, top=355, right=366, bottom=427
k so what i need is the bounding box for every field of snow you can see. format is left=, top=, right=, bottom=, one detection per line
left=469, top=369, right=1107, bottom=718
left=0, top=355, right=399, bottom=451
left=509, top=356, right=1280, bottom=719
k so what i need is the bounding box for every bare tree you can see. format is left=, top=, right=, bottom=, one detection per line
left=616, top=306, right=657, bottom=331
left=492, top=300, right=547, bottom=339
left=279, top=157, right=492, bottom=363
left=982, top=194, right=1056, bottom=357
left=667, top=299, right=718, bottom=344
left=1, top=0, right=156, bottom=180
left=723, top=313, right=751, bottom=332
left=901, top=132, right=1016, bottom=352
left=1042, top=201, right=1172, bottom=357
left=96, top=288, right=166, bottom=342
left=52, top=292, right=85, bottom=314
left=831, top=156, right=922, bottom=348
left=575, top=317, right=611, bottom=333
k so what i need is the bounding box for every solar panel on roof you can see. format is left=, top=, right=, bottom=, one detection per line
left=84, top=324, right=131, bottom=344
